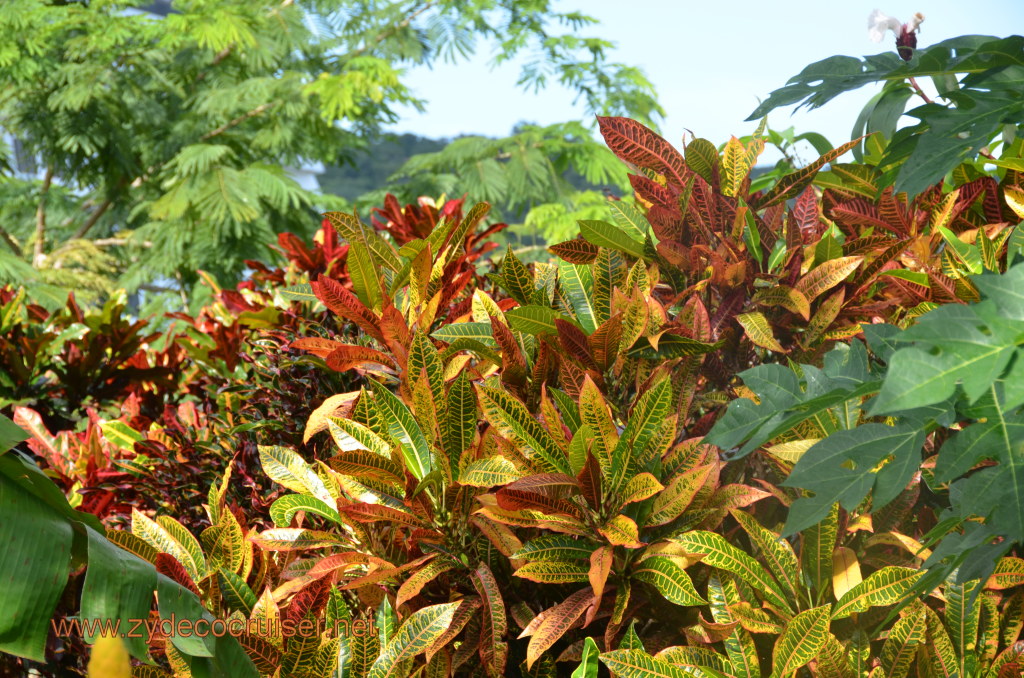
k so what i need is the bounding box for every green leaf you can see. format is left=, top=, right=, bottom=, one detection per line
left=558, top=260, right=597, bottom=334
left=572, top=637, right=600, bottom=678
left=880, top=604, right=927, bottom=678
left=370, top=382, right=434, bottom=481
left=784, top=423, right=925, bottom=535
left=0, top=414, right=28, bottom=454
left=578, top=220, right=645, bottom=259
left=505, top=305, right=574, bottom=336
left=431, top=322, right=497, bottom=346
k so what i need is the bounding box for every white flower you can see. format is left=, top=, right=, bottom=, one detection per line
left=868, top=9, right=902, bottom=43
left=868, top=9, right=924, bottom=42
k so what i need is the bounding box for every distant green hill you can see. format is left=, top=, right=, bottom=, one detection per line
left=318, top=132, right=617, bottom=205
left=318, top=134, right=448, bottom=202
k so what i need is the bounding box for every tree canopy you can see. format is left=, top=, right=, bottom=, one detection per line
left=0, top=0, right=661, bottom=303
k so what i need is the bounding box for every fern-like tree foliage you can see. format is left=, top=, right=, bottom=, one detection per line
left=0, top=0, right=661, bottom=302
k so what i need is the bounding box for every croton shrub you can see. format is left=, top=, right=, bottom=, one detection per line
left=2, top=114, right=1024, bottom=678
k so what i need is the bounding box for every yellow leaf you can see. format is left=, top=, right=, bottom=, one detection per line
left=87, top=635, right=131, bottom=678
left=832, top=546, right=862, bottom=601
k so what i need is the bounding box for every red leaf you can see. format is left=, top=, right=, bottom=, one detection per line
left=597, top=116, right=688, bottom=187
left=549, top=239, right=599, bottom=264
left=314, top=275, right=384, bottom=342
left=155, top=553, right=199, bottom=595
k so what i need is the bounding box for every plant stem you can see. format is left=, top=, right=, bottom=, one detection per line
left=908, top=77, right=932, bottom=104
left=33, top=166, right=54, bottom=266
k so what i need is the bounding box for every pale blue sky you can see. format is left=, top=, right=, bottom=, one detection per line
left=387, top=0, right=1024, bottom=160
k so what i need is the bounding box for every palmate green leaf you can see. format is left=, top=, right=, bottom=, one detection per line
left=367, top=603, right=457, bottom=678
left=369, top=382, right=434, bottom=481
left=477, top=386, right=570, bottom=475
left=269, top=494, right=342, bottom=528
left=632, top=556, right=706, bottom=607
left=769, top=605, right=831, bottom=678
left=783, top=423, right=925, bottom=536
left=558, top=260, right=597, bottom=334
left=674, top=531, right=793, bottom=616
left=831, top=566, right=923, bottom=619
left=871, top=302, right=1020, bottom=414
left=578, top=220, right=645, bottom=259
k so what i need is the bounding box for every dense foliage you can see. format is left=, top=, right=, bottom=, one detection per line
left=3, top=17, right=1024, bottom=678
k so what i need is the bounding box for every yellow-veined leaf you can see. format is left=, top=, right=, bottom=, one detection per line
left=599, top=515, right=643, bottom=548
left=728, top=602, right=783, bottom=634
left=458, top=456, right=524, bottom=488
left=752, top=286, right=810, bottom=320
left=736, top=312, right=786, bottom=353
left=730, top=510, right=799, bottom=602
left=632, top=557, right=706, bottom=607
left=514, top=561, right=590, bottom=584
left=367, top=603, right=457, bottom=678
left=673, top=531, right=793, bottom=616
left=259, top=445, right=334, bottom=506
left=600, top=649, right=695, bottom=678
left=619, top=473, right=665, bottom=507
left=831, top=567, right=923, bottom=619
left=769, top=605, right=831, bottom=678
left=250, top=529, right=345, bottom=551
left=986, top=557, right=1024, bottom=590
left=794, top=256, right=862, bottom=302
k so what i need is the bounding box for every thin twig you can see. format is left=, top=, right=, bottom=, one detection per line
left=33, top=166, right=54, bottom=266
left=201, top=102, right=276, bottom=141
left=72, top=198, right=113, bottom=240
left=0, top=227, right=21, bottom=257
